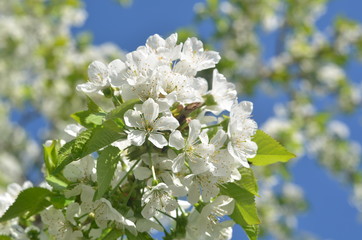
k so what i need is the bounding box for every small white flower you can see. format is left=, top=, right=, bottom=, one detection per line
left=208, top=69, right=237, bottom=113
left=141, top=183, right=177, bottom=219
left=185, top=196, right=235, bottom=239
left=76, top=59, right=127, bottom=93
left=145, top=33, right=182, bottom=62
left=94, top=198, right=136, bottom=235
left=184, top=172, right=219, bottom=204
left=124, top=98, right=179, bottom=148
left=227, top=101, right=258, bottom=168
left=208, top=129, right=242, bottom=180
left=41, top=207, right=83, bottom=240
left=170, top=119, right=214, bottom=174
left=63, top=157, right=96, bottom=182
left=174, top=37, right=221, bottom=76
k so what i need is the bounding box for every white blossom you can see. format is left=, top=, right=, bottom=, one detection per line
left=227, top=101, right=258, bottom=168
left=141, top=183, right=177, bottom=219
left=124, top=98, right=179, bottom=148
left=76, top=59, right=127, bottom=93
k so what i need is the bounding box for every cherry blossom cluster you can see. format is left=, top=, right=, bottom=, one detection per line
left=0, top=33, right=258, bottom=240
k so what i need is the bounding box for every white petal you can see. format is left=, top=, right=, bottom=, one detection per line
left=108, top=59, right=127, bottom=86
left=165, top=33, right=178, bottom=48
left=172, top=152, right=186, bottom=173
left=76, top=82, right=99, bottom=93
left=124, top=109, right=143, bottom=128
left=165, top=198, right=178, bottom=212
left=134, top=167, right=151, bottom=180
left=146, top=34, right=166, bottom=49
left=188, top=181, right=200, bottom=205
left=243, top=140, right=258, bottom=159
left=199, top=130, right=209, bottom=144
left=210, top=129, right=227, bottom=146
left=142, top=98, right=159, bottom=123
left=88, top=61, right=109, bottom=85
left=231, top=101, right=253, bottom=119
left=227, top=141, right=239, bottom=161
left=149, top=133, right=168, bottom=148
left=128, top=130, right=146, bottom=146
left=154, top=116, right=179, bottom=131
left=188, top=119, right=201, bottom=144
left=201, top=182, right=219, bottom=203
left=169, top=130, right=185, bottom=150
left=141, top=202, right=156, bottom=219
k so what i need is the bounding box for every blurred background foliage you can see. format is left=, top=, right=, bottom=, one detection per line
left=0, top=0, right=361, bottom=239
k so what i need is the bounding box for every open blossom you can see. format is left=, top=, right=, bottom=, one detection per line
left=141, top=183, right=178, bottom=219
left=124, top=98, right=179, bottom=148
left=185, top=195, right=235, bottom=240
left=100, top=33, right=220, bottom=105
left=170, top=119, right=214, bottom=174
left=208, top=69, right=237, bottom=113
left=76, top=59, right=126, bottom=93
left=173, top=37, right=221, bottom=76
left=227, top=100, right=258, bottom=168
left=3, top=33, right=264, bottom=239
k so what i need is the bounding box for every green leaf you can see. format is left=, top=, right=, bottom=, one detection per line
left=50, top=194, right=72, bottom=209
left=54, top=99, right=139, bottom=172
left=242, top=224, right=260, bottom=240
left=86, top=112, right=106, bottom=125
left=43, top=140, right=62, bottom=175
left=105, top=98, right=141, bottom=122
left=0, top=187, right=52, bottom=222
left=0, top=236, right=11, bottom=240
left=239, top=168, right=259, bottom=196
left=71, top=110, right=100, bottom=128
left=249, top=130, right=296, bottom=166
left=71, top=96, right=105, bottom=128
left=45, top=175, right=68, bottom=191
left=95, top=146, right=121, bottom=200
left=86, top=95, right=103, bottom=113
left=100, top=229, right=122, bottom=240
left=220, top=169, right=260, bottom=240
left=203, top=94, right=217, bottom=106
left=54, top=124, right=125, bottom=172
left=220, top=182, right=260, bottom=226
left=126, top=230, right=153, bottom=240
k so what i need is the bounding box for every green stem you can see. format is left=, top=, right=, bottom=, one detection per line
left=147, top=141, right=157, bottom=182
left=156, top=209, right=177, bottom=221
left=153, top=216, right=168, bottom=232
left=201, top=122, right=222, bottom=129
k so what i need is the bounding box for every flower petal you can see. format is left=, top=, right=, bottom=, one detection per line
left=76, top=82, right=99, bottom=93
left=124, top=109, right=143, bottom=128
left=169, top=130, right=185, bottom=150
left=142, top=98, right=159, bottom=123
left=172, top=152, right=186, bottom=173
left=88, top=61, right=109, bottom=85
left=188, top=119, right=201, bottom=144
left=128, top=130, right=146, bottom=146
left=154, top=116, right=179, bottom=131
left=134, top=167, right=152, bottom=180
left=149, top=133, right=168, bottom=148
left=108, top=59, right=127, bottom=86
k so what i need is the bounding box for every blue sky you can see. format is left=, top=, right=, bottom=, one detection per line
left=74, top=0, right=362, bottom=239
